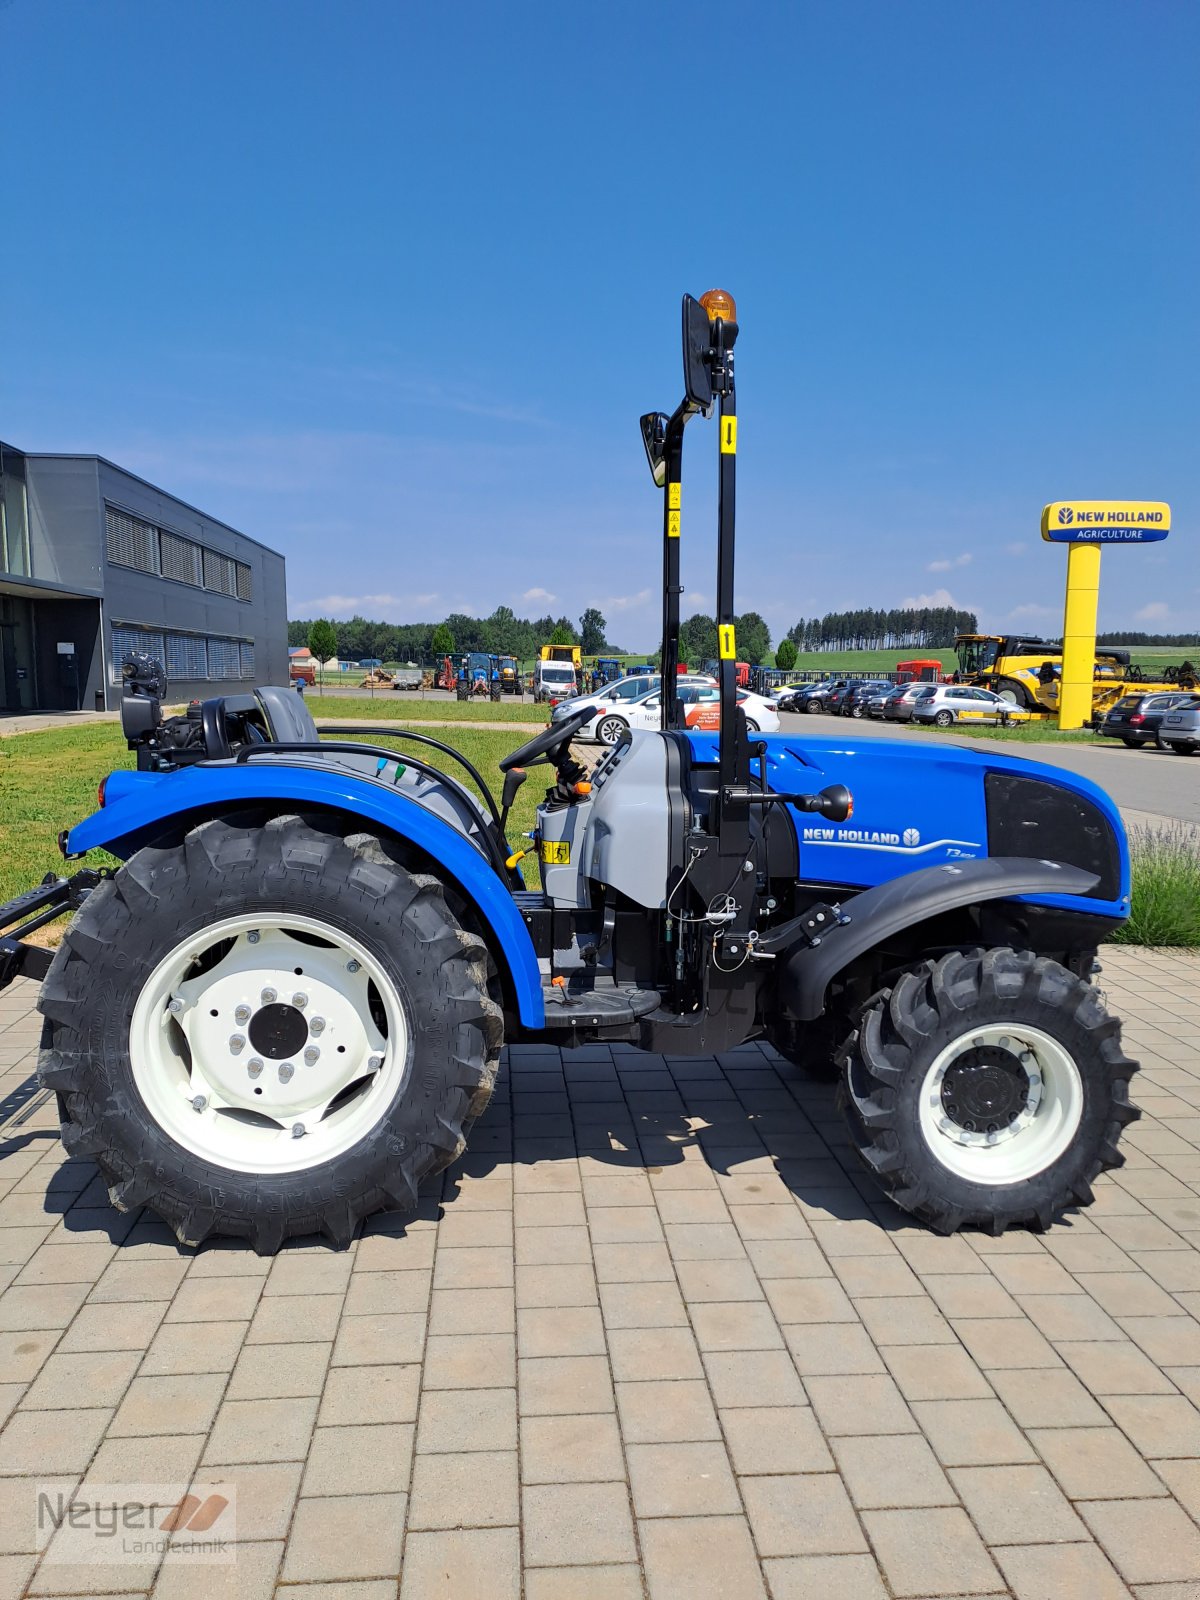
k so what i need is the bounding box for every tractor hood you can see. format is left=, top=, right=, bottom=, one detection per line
left=685, top=730, right=1130, bottom=917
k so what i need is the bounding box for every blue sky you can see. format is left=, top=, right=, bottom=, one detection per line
left=3, top=0, right=1197, bottom=648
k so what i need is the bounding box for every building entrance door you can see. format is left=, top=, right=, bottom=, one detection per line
left=0, top=595, right=35, bottom=713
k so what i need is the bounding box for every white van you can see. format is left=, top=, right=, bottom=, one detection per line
left=533, top=660, right=579, bottom=704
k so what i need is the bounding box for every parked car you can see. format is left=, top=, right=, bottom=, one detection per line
left=839, top=680, right=894, bottom=718
left=910, top=684, right=1031, bottom=728
left=825, top=679, right=880, bottom=716
left=1098, top=692, right=1199, bottom=749
left=783, top=679, right=845, bottom=713
left=551, top=673, right=713, bottom=727
left=881, top=683, right=934, bottom=722
left=1159, top=700, right=1200, bottom=756
left=587, top=685, right=779, bottom=745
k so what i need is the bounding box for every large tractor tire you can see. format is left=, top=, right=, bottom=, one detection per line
left=37, top=816, right=503, bottom=1253
left=490, top=684, right=501, bottom=703
left=838, top=950, right=1137, bottom=1234
left=992, top=678, right=1033, bottom=710
left=456, top=682, right=469, bottom=701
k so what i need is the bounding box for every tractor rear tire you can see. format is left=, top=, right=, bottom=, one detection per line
left=456, top=683, right=469, bottom=701
left=993, top=680, right=1033, bottom=710
left=37, top=816, right=503, bottom=1253
left=838, top=950, right=1138, bottom=1234
left=490, top=685, right=501, bottom=702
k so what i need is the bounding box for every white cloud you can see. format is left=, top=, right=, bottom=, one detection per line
left=291, top=591, right=439, bottom=617
left=926, top=553, right=973, bottom=573
left=600, top=590, right=652, bottom=612
left=1136, top=601, right=1170, bottom=623
left=1005, top=542, right=1028, bottom=556
left=900, top=587, right=975, bottom=610
left=522, top=587, right=557, bottom=605
left=1007, top=603, right=1058, bottom=621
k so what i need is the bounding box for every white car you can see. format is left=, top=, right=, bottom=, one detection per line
left=588, top=684, right=780, bottom=745
left=909, top=684, right=1031, bottom=728
left=551, top=673, right=715, bottom=727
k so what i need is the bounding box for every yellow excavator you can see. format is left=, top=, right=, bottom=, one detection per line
left=953, top=634, right=1194, bottom=719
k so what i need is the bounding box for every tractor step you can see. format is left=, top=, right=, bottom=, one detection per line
left=541, top=981, right=661, bottom=1031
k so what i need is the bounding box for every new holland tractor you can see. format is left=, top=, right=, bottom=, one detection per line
left=0, top=290, right=1138, bottom=1253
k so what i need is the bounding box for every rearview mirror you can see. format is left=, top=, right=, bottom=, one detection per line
left=640, top=412, right=668, bottom=488
left=682, top=295, right=713, bottom=410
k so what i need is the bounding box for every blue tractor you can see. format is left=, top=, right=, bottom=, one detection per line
left=0, top=290, right=1137, bottom=1252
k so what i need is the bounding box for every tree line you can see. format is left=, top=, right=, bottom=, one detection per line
left=784, top=607, right=979, bottom=652
left=1096, top=631, right=1200, bottom=647
left=288, top=606, right=618, bottom=663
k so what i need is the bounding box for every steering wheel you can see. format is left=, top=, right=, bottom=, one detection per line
left=499, top=706, right=597, bottom=772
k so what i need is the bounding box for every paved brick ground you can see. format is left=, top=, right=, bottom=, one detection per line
left=1, top=947, right=1199, bottom=1598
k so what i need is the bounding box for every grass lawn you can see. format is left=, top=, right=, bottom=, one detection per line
left=305, top=695, right=547, bottom=723
left=0, top=720, right=545, bottom=915
left=905, top=720, right=1099, bottom=745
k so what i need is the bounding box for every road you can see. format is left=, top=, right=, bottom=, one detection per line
left=778, top=710, right=1200, bottom=828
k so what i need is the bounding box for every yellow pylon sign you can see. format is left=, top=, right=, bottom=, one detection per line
left=1040, top=501, right=1172, bottom=729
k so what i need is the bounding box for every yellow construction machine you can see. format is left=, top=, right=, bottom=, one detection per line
left=953, top=634, right=1193, bottom=720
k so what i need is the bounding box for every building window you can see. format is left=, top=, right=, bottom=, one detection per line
left=165, top=632, right=208, bottom=680
left=0, top=449, right=31, bottom=578
left=160, top=530, right=203, bottom=587
left=235, top=560, right=253, bottom=601
left=203, top=548, right=237, bottom=597
left=106, top=508, right=159, bottom=574
left=239, top=641, right=256, bottom=679
left=111, top=625, right=165, bottom=681
left=206, top=637, right=241, bottom=678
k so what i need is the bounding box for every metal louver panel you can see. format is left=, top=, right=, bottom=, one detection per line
left=203, top=548, right=237, bottom=595
left=160, top=531, right=203, bottom=586
left=110, top=625, right=165, bottom=682
left=206, top=637, right=241, bottom=678
left=105, top=508, right=158, bottom=573
left=235, top=561, right=253, bottom=601
left=239, top=642, right=256, bottom=679
left=166, top=633, right=208, bottom=680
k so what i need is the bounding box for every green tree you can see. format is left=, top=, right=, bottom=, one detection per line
left=735, top=611, right=771, bottom=665
left=775, top=637, right=797, bottom=671
left=580, top=608, right=608, bottom=655
left=308, top=618, right=338, bottom=666
left=431, top=622, right=455, bottom=656
left=679, top=613, right=718, bottom=667
left=549, top=622, right=575, bottom=647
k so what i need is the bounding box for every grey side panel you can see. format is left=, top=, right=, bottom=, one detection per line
left=584, top=732, right=672, bottom=909
left=778, top=856, right=1100, bottom=1020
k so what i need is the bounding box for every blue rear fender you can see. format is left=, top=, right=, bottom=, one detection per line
left=69, top=765, right=545, bottom=1029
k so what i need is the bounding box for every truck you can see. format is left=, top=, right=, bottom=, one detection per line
left=0, top=288, right=1138, bottom=1253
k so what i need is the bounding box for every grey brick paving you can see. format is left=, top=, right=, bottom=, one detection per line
left=0, top=949, right=1199, bottom=1594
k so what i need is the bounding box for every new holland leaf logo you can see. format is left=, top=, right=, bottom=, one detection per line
left=1057, top=507, right=1075, bottom=525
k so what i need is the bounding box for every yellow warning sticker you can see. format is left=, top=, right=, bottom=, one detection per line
left=718, top=624, right=737, bottom=660
left=668, top=482, right=681, bottom=509
left=720, top=416, right=738, bottom=454
left=667, top=511, right=681, bottom=538
left=539, top=840, right=571, bottom=865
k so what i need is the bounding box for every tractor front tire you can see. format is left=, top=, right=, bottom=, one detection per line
left=838, top=950, right=1138, bottom=1234
left=38, top=816, right=502, bottom=1253
left=456, top=683, right=469, bottom=701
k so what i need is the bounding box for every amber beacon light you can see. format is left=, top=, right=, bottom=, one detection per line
left=699, top=288, right=737, bottom=323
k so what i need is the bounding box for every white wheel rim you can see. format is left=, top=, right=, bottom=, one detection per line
left=129, top=913, right=409, bottom=1175
left=599, top=718, right=623, bottom=744
left=917, top=1023, right=1084, bottom=1185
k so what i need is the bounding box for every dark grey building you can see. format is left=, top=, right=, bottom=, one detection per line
left=0, top=441, right=287, bottom=714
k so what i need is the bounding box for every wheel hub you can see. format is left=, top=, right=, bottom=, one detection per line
left=941, top=1045, right=1030, bottom=1133
left=249, top=1002, right=309, bottom=1060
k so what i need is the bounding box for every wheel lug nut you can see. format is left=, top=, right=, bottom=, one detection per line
left=309, top=1017, right=326, bottom=1035
left=234, top=1005, right=251, bottom=1025
left=192, top=1095, right=207, bottom=1112
left=247, top=1059, right=263, bottom=1079
left=247, top=930, right=260, bottom=944
left=261, top=987, right=277, bottom=1005
left=292, top=992, right=308, bottom=1009
left=368, top=1054, right=383, bottom=1072
left=168, top=997, right=184, bottom=1015
left=346, top=960, right=361, bottom=974
left=278, top=1063, right=294, bottom=1084
left=303, top=1046, right=320, bottom=1065
left=291, top=1123, right=305, bottom=1139
left=229, top=1034, right=245, bottom=1054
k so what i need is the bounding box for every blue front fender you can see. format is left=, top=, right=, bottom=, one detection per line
left=69, top=766, right=545, bottom=1028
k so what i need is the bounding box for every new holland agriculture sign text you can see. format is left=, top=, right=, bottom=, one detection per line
left=1041, top=501, right=1171, bottom=544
